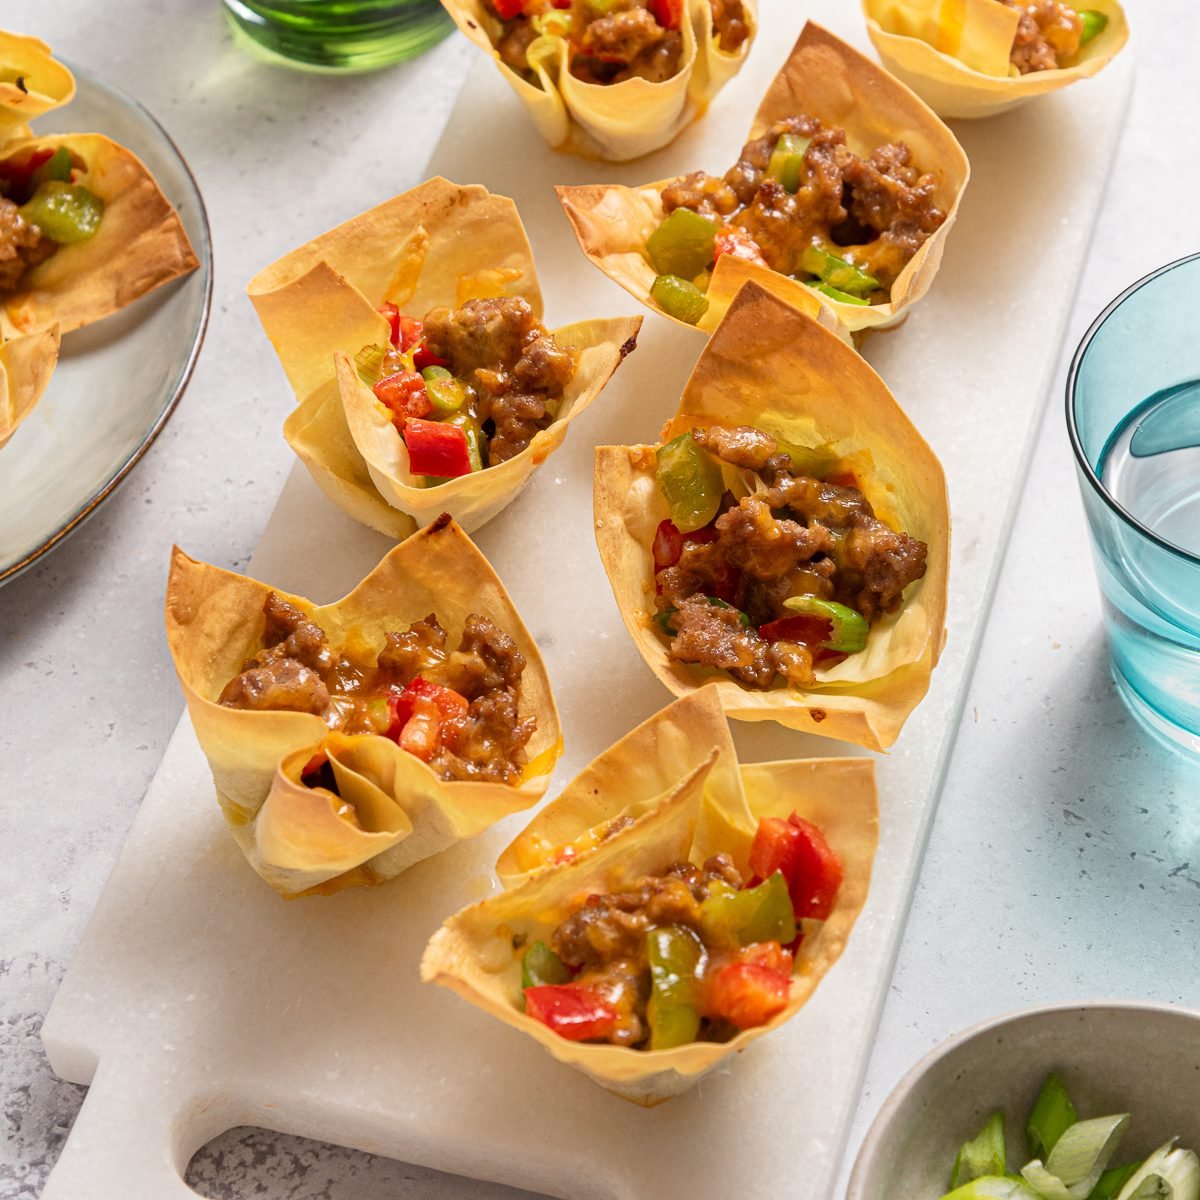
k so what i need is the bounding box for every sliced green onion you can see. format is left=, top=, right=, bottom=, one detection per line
left=354, top=342, right=385, bottom=386
left=800, top=245, right=880, bottom=297
left=706, top=596, right=750, bottom=626
left=654, top=607, right=678, bottom=634
left=952, top=1113, right=1008, bottom=1189
left=1028, top=1072, right=1079, bottom=1160
left=1090, top=1162, right=1142, bottom=1200
left=532, top=9, right=571, bottom=37
left=1021, top=1114, right=1129, bottom=1200
left=1115, top=1144, right=1200, bottom=1200
left=942, top=1178, right=1043, bottom=1200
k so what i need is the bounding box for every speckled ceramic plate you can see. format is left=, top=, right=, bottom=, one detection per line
left=0, top=63, right=211, bottom=584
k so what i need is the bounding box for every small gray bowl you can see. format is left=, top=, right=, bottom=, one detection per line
left=848, top=1001, right=1200, bottom=1200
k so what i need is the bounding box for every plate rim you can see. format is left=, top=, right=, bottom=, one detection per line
left=0, top=60, right=214, bottom=585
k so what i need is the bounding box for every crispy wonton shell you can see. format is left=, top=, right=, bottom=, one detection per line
left=0, top=133, right=199, bottom=337
left=593, top=283, right=949, bottom=752
left=439, top=0, right=756, bottom=162
left=422, top=689, right=878, bottom=1104
left=164, top=516, right=563, bottom=898
left=0, top=31, right=75, bottom=143
left=863, top=0, right=1129, bottom=119
left=0, top=324, right=59, bottom=448
left=247, top=177, right=640, bottom=537
left=557, top=21, right=969, bottom=336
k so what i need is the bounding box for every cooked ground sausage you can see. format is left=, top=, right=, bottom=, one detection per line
left=1002, top=0, right=1083, bottom=73
left=0, top=197, right=55, bottom=294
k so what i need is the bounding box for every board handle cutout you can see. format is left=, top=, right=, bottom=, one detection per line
left=39, top=1054, right=238, bottom=1200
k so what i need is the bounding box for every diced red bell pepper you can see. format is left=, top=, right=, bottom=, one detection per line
left=490, top=0, right=527, bottom=17
left=301, top=751, right=328, bottom=779
left=714, top=227, right=768, bottom=267
left=749, top=815, right=844, bottom=922
left=413, top=343, right=449, bottom=371
left=550, top=0, right=572, bottom=8
left=737, top=940, right=795, bottom=977
left=650, top=0, right=684, bottom=31
left=374, top=371, right=431, bottom=429
left=706, top=962, right=790, bottom=1030
left=653, top=519, right=684, bottom=572
left=757, top=613, right=831, bottom=647
left=404, top=418, right=473, bottom=477
left=0, top=146, right=55, bottom=193
left=385, top=678, right=470, bottom=742
left=684, top=525, right=719, bottom=546
left=399, top=694, right=442, bottom=761
left=376, top=302, right=401, bottom=346
left=524, top=984, right=619, bottom=1041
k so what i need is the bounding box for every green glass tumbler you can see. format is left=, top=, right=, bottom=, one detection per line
left=223, top=0, right=454, bottom=72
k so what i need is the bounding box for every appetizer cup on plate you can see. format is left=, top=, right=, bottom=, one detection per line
left=863, top=0, right=1129, bottom=119
left=247, top=177, right=641, bottom=538
left=422, top=690, right=878, bottom=1104
left=558, top=21, right=969, bottom=337
left=594, top=283, right=949, bottom=752
left=0, top=132, right=199, bottom=337
left=0, top=30, right=75, bottom=143
left=165, top=514, right=563, bottom=899
left=439, top=0, right=756, bottom=162
left=0, top=324, right=58, bottom=447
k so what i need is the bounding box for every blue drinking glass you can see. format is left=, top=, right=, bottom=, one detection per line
left=1067, top=253, right=1200, bottom=757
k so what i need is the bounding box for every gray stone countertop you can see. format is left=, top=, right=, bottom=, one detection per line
left=2, top=1, right=1199, bottom=1197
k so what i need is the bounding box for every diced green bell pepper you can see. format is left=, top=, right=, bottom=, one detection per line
left=20, top=181, right=103, bottom=244
left=655, top=431, right=723, bottom=533
left=800, top=245, right=879, bottom=297
left=364, top=696, right=391, bottom=734
left=654, top=607, right=678, bottom=634
left=421, top=365, right=467, bottom=415
left=1087, top=1162, right=1141, bottom=1200
left=1026, top=1072, right=1078, bottom=1160
left=951, top=1113, right=1008, bottom=1189
left=1078, top=9, right=1107, bottom=44
left=584, top=0, right=624, bottom=13
left=646, top=925, right=702, bottom=1050
left=700, top=872, right=796, bottom=947
left=32, top=146, right=73, bottom=186
left=766, top=133, right=811, bottom=194
left=646, top=208, right=719, bottom=281
left=805, top=281, right=871, bottom=306
left=782, top=595, right=869, bottom=654
left=771, top=435, right=840, bottom=479
left=652, top=274, right=709, bottom=325
left=521, top=941, right=570, bottom=990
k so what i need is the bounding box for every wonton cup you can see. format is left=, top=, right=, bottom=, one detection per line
left=0, top=325, right=59, bottom=448
left=422, top=689, right=878, bottom=1104
left=863, top=0, right=1129, bottom=119
left=247, top=177, right=640, bottom=537
left=164, top=515, right=563, bottom=899
left=594, top=283, right=949, bottom=752
left=0, top=133, right=199, bottom=338
left=440, top=0, right=756, bottom=162
left=0, top=31, right=75, bottom=143
left=558, top=21, right=968, bottom=337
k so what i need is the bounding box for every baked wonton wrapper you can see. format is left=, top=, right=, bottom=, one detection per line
left=0, top=133, right=199, bottom=337
left=558, top=20, right=969, bottom=337
left=863, top=0, right=1129, bottom=119
left=594, top=283, right=949, bottom=752
left=247, top=177, right=640, bottom=537
left=440, top=0, right=756, bottom=162
left=0, top=324, right=59, bottom=448
left=0, top=31, right=75, bottom=143
left=165, top=516, right=563, bottom=898
left=422, top=689, right=878, bottom=1104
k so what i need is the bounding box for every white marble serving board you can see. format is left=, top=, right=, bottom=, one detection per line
left=38, top=4, right=1133, bottom=1197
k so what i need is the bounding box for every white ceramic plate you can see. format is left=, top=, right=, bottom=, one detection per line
left=0, top=62, right=212, bottom=583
